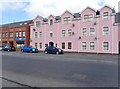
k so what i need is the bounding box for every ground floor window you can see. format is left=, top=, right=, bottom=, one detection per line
left=16, top=41, right=24, bottom=48
left=35, top=43, right=38, bottom=49
left=90, top=42, right=95, bottom=50
left=62, top=42, right=65, bottom=49
left=68, top=42, right=72, bottom=49
left=103, top=42, right=109, bottom=51
left=2, top=41, right=7, bottom=46
left=82, top=42, right=86, bottom=50
left=39, top=43, right=42, bottom=49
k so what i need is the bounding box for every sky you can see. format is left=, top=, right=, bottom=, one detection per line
left=0, top=0, right=119, bottom=24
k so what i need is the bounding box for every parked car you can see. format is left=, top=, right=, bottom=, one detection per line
left=21, top=46, right=38, bottom=53
left=0, top=46, right=4, bottom=51
left=44, top=46, right=63, bottom=54
left=3, top=46, right=16, bottom=51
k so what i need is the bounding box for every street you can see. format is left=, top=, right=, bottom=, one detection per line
left=1, top=51, right=118, bottom=87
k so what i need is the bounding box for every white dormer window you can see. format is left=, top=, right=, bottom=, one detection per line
left=103, top=12, right=109, bottom=19
left=63, top=17, right=71, bottom=24
left=36, top=21, right=40, bottom=27
left=84, top=14, right=93, bottom=22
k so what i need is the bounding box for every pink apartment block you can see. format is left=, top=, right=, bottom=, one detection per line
left=30, top=5, right=120, bottom=54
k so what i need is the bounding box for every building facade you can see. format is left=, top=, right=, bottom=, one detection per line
left=30, top=5, right=120, bottom=54
left=1, top=20, right=32, bottom=50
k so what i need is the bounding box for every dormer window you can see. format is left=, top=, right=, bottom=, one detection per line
left=36, top=21, right=40, bottom=27
left=50, top=19, right=53, bottom=25
left=103, top=12, right=109, bottom=19
left=63, top=17, right=71, bottom=24
left=84, top=14, right=93, bottom=22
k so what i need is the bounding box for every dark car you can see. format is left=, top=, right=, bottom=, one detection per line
left=44, top=46, right=63, bottom=54
left=3, top=46, right=16, bottom=51
left=21, top=46, right=38, bottom=53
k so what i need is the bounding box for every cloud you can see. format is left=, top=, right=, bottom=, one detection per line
left=98, top=0, right=106, bottom=6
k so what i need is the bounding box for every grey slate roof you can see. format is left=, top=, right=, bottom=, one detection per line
left=115, top=13, right=120, bottom=23
left=55, top=16, right=61, bottom=21
left=1, top=20, right=32, bottom=28
left=73, top=13, right=81, bottom=18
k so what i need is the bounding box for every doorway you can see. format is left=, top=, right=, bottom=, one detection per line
left=119, top=42, right=120, bottom=54
left=49, top=42, right=54, bottom=47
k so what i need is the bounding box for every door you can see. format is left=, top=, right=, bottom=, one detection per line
left=49, top=42, right=54, bottom=47
left=119, top=42, right=120, bottom=54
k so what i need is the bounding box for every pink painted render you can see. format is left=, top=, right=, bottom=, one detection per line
left=30, top=5, right=120, bottom=54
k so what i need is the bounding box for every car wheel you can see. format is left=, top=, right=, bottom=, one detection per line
left=45, top=51, right=47, bottom=54
left=56, top=52, right=59, bottom=54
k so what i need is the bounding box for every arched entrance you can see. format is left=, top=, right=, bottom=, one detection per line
left=49, top=42, right=54, bottom=47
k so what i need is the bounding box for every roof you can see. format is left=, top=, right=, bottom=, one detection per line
left=1, top=20, right=32, bottom=28
left=115, top=13, right=120, bottom=23
left=55, top=16, right=61, bottom=20
left=73, top=13, right=81, bottom=18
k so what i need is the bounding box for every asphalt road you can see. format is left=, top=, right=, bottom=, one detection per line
left=1, top=51, right=119, bottom=87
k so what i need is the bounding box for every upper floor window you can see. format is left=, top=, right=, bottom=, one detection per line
left=39, top=32, right=42, bottom=38
left=50, top=19, right=53, bottom=25
left=62, top=30, right=65, bottom=37
left=10, top=32, right=14, bottom=38
left=84, top=14, right=93, bottom=22
left=35, top=32, right=38, bottom=38
left=82, top=28, right=87, bottom=36
left=36, top=21, right=40, bottom=27
left=5, top=32, right=8, bottom=38
left=19, top=31, right=22, bottom=37
left=2, top=33, right=5, bottom=38
left=68, top=29, right=72, bottom=36
left=63, top=17, right=71, bottom=24
left=103, top=12, right=109, bottom=19
left=16, top=32, right=18, bottom=37
left=22, top=31, right=25, bottom=37
left=90, top=28, right=95, bottom=36
left=103, top=27, right=109, bottom=35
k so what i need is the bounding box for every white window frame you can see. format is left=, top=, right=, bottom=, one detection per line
left=36, top=21, right=41, bottom=27
left=22, top=31, right=25, bottom=37
left=82, top=42, right=87, bottom=50
left=35, top=43, right=38, bottom=49
left=62, top=30, right=65, bottom=37
left=81, top=28, right=87, bottom=36
left=103, top=42, right=109, bottom=51
left=90, top=42, right=95, bottom=50
left=39, top=43, right=42, bottom=49
left=68, top=29, right=72, bottom=36
left=16, top=32, right=18, bottom=37
left=10, top=32, right=14, bottom=38
left=103, top=27, right=109, bottom=35
left=50, top=31, right=53, bottom=38
left=62, top=42, right=65, bottom=49
left=68, top=42, right=72, bottom=49
left=39, top=32, right=42, bottom=38
left=63, top=17, right=71, bottom=24
left=103, top=12, right=109, bottom=19
left=84, top=14, right=93, bottom=22
left=35, top=32, right=38, bottom=38
left=90, top=28, right=95, bottom=36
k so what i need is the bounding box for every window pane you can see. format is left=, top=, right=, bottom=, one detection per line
left=68, top=42, right=72, bottom=49
left=82, top=42, right=86, bottom=50
left=62, top=43, right=65, bottom=49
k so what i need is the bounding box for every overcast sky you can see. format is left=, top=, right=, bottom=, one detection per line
left=0, top=0, right=119, bottom=24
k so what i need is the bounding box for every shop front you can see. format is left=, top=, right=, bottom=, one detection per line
left=14, top=37, right=26, bottom=49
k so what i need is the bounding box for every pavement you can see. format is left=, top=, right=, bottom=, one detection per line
left=1, top=51, right=119, bottom=88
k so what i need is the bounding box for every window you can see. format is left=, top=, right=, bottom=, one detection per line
left=55, top=43, right=57, bottom=47
left=63, top=17, right=71, bottom=24
left=103, top=27, right=109, bottom=35
left=50, top=19, right=53, bottom=25
left=84, top=14, right=93, bottom=22
left=62, top=30, right=65, bottom=37
left=82, top=28, right=87, bottom=36
left=103, top=12, right=109, bottom=19
left=35, top=32, right=38, bottom=38
left=19, top=32, right=22, bottom=37
left=68, top=42, right=72, bottom=49
left=45, top=44, right=48, bottom=47
left=2, top=33, right=5, bottom=38
left=10, top=32, right=14, bottom=38
left=36, top=21, right=40, bottom=27
left=39, top=32, right=42, bottom=38
left=103, top=42, right=109, bottom=51
left=39, top=43, right=42, bottom=49
left=50, top=32, right=53, bottom=38
left=5, top=32, right=8, bottom=38
left=90, top=42, right=95, bottom=50
left=35, top=43, right=38, bottom=49
left=16, top=32, right=18, bottom=37
left=82, top=42, right=86, bottom=50
left=22, top=31, right=25, bottom=37
left=68, top=29, right=72, bottom=36
left=62, top=42, right=65, bottom=49
left=90, top=28, right=95, bottom=36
